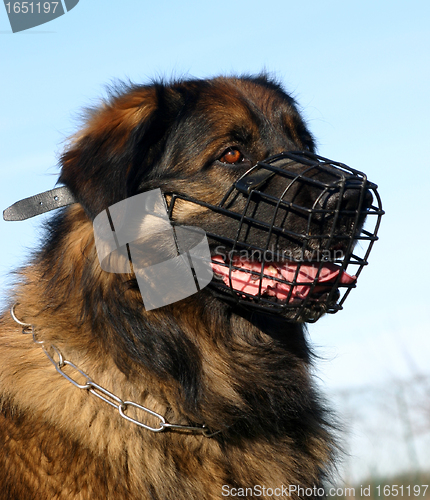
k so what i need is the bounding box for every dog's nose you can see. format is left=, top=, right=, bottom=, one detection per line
left=325, top=181, right=373, bottom=214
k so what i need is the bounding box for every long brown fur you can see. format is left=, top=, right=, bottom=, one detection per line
left=0, top=76, right=335, bottom=499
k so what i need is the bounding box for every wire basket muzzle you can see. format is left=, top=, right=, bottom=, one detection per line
left=168, top=152, right=384, bottom=322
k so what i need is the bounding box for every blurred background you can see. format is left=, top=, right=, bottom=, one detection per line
left=1, top=0, right=429, bottom=490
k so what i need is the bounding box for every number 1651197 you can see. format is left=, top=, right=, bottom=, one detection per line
left=5, top=2, right=59, bottom=14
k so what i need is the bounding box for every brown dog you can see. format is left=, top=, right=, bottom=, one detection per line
left=0, top=76, right=382, bottom=499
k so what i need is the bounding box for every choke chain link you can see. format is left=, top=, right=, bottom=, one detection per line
left=10, top=304, right=218, bottom=437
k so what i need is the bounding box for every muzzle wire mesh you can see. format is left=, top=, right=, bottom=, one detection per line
left=167, top=151, right=383, bottom=322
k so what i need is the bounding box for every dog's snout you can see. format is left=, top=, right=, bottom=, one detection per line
left=325, top=183, right=373, bottom=214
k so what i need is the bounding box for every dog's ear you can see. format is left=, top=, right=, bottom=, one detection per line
left=59, top=83, right=184, bottom=219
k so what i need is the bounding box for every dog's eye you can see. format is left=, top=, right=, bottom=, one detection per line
left=219, top=148, right=243, bottom=165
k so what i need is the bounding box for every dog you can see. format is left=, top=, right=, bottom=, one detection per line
left=0, top=75, right=382, bottom=499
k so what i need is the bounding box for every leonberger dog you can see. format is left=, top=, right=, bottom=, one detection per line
left=0, top=75, right=382, bottom=499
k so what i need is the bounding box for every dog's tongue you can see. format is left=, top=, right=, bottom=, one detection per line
left=211, top=256, right=356, bottom=302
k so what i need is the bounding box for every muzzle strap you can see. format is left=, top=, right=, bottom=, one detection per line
left=3, top=186, right=76, bottom=221
left=234, top=168, right=276, bottom=195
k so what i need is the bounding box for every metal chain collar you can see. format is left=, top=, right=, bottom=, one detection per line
left=10, top=304, right=219, bottom=438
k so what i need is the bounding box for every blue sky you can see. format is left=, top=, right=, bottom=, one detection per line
left=1, top=0, right=430, bottom=394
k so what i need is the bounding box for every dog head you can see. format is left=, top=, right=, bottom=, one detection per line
left=54, top=76, right=382, bottom=322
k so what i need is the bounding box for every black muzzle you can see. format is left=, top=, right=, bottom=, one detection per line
left=166, top=151, right=384, bottom=322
